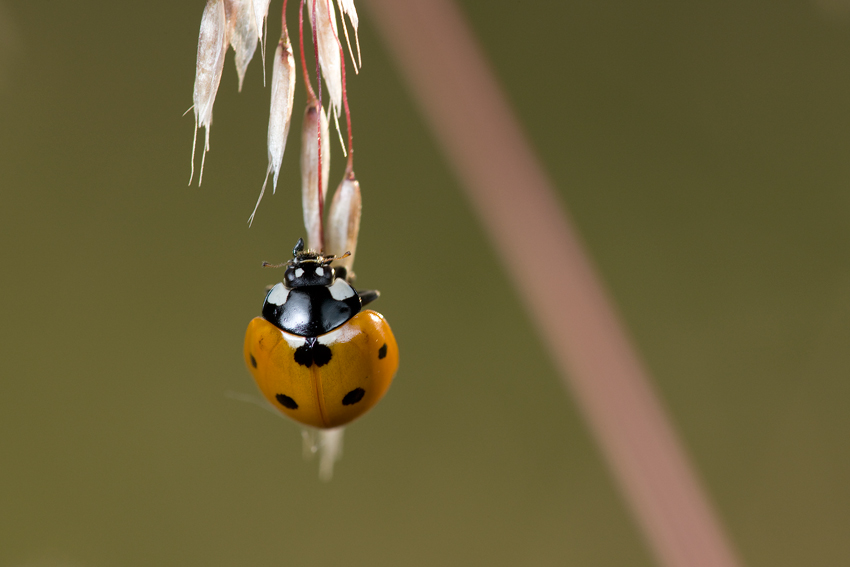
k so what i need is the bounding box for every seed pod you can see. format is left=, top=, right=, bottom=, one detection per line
left=248, top=29, right=296, bottom=226
left=326, top=172, right=361, bottom=273
left=191, top=0, right=230, bottom=185
left=229, top=0, right=259, bottom=92
left=300, top=99, right=330, bottom=250
left=308, top=0, right=342, bottom=117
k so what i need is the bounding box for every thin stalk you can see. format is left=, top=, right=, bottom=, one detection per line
left=363, top=2, right=745, bottom=567
left=298, top=0, right=316, bottom=101
left=310, top=0, right=325, bottom=250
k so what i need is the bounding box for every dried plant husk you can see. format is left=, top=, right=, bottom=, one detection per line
left=300, top=99, right=330, bottom=250
left=229, top=0, right=259, bottom=91
left=191, top=0, right=230, bottom=185
left=308, top=0, right=343, bottom=117
left=326, top=173, right=361, bottom=273
left=248, top=29, right=296, bottom=225
left=336, top=0, right=361, bottom=69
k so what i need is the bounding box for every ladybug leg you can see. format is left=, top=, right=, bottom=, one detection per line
left=358, top=289, right=380, bottom=307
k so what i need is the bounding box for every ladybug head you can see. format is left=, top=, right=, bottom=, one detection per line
left=263, top=238, right=350, bottom=289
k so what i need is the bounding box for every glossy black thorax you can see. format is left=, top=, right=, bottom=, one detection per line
left=262, top=271, right=362, bottom=337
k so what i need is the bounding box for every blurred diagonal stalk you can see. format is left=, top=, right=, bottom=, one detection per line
left=364, top=1, right=744, bottom=566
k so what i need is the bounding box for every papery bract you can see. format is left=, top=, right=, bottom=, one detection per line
left=326, top=173, right=361, bottom=273
left=300, top=100, right=330, bottom=250
left=336, top=0, right=361, bottom=69
left=229, top=0, right=259, bottom=91
left=252, top=0, right=271, bottom=71
left=308, top=0, right=343, bottom=118
left=249, top=29, right=296, bottom=226
left=191, top=0, right=230, bottom=185
left=268, top=31, right=296, bottom=192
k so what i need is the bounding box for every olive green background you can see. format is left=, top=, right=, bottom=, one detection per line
left=2, top=1, right=849, bottom=565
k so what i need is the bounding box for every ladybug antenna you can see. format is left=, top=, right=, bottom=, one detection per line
left=320, top=251, right=351, bottom=265
left=262, top=239, right=349, bottom=269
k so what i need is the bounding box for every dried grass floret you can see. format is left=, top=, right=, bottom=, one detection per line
left=252, top=0, right=272, bottom=78
left=249, top=29, right=296, bottom=226
left=191, top=0, right=230, bottom=186
left=326, top=172, right=361, bottom=273
left=336, top=0, right=361, bottom=71
left=229, top=0, right=259, bottom=92
left=308, top=0, right=343, bottom=118
left=300, top=99, right=330, bottom=250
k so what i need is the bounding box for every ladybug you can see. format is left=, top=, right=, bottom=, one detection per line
left=244, top=238, right=399, bottom=429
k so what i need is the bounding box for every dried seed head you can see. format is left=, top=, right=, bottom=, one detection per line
left=248, top=30, right=296, bottom=226
left=326, top=173, right=361, bottom=273
left=191, top=0, right=230, bottom=185
left=308, top=0, right=343, bottom=117
left=268, top=32, right=296, bottom=191
left=336, top=0, right=361, bottom=70
left=300, top=100, right=330, bottom=250
left=252, top=0, right=271, bottom=73
left=229, top=0, right=259, bottom=92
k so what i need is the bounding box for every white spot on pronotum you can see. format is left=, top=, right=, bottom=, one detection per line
left=267, top=283, right=289, bottom=305
left=315, top=267, right=324, bottom=277
left=328, top=279, right=355, bottom=300
left=295, top=268, right=304, bottom=277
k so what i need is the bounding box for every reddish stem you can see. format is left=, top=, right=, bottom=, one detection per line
left=325, top=0, right=355, bottom=171
left=298, top=0, right=316, bottom=101
left=364, top=1, right=745, bottom=567
left=310, top=0, right=325, bottom=250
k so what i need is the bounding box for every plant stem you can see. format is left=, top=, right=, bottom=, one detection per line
left=363, top=1, right=745, bottom=566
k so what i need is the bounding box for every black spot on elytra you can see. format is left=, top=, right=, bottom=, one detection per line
left=275, top=394, right=298, bottom=409
left=293, top=345, right=313, bottom=367
left=250, top=354, right=257, bottom=368
left=378, top=343, right=387, bottom=359
left=342, top=388, right=365, bottom=406
left=294, top=337, right=332, bottom=367
left=312, top=344, right=332, bottom=366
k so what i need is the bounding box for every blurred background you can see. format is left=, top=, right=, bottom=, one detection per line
left=2, top=0, right=850, bottom=565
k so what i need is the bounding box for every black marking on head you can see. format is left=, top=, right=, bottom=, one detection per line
left=342, top=388, right=365, bottom=406
left=284, top=262, right=334, bottom=288
left=378, top=344, right=387, bottom=359
left=250, top=353, right=257, bottom=368
left=294, top=337, right=333, bottom=367
left=276, top=394, right=298, bottom=409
